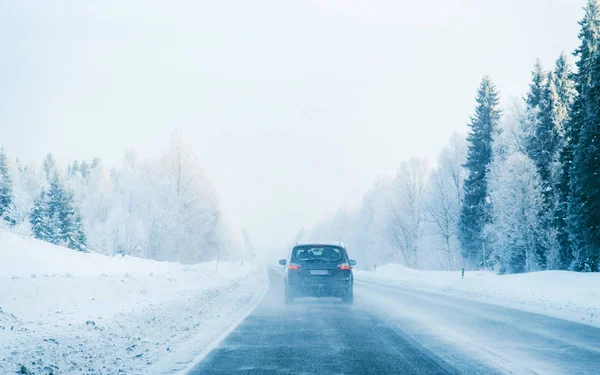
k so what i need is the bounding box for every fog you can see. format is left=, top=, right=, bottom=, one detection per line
left=0, top=0, right=584, bottom=248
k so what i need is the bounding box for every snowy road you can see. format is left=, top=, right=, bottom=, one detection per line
left=355, top=279, right=600, bottom=374
left=187, top=270, right=600, bottom=375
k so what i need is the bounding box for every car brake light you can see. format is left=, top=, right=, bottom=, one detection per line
left=337, top=263, right=351, bottom=270
left=288, top=264, right=300, bottom=270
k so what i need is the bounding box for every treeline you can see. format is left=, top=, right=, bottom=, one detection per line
left=0, top=131, right=240, bottom=264
left=307, top=138, right=466, bottom=271
left=308, top=1, right=600, bottom=273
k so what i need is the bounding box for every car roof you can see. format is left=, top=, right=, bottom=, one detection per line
left=293, top=241, right=345, bottom=248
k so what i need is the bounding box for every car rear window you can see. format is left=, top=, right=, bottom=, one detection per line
left=291, top=246, right=345, bottom=263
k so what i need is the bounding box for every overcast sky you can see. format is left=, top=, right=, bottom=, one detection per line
left=0, top=0, right=586, bottom=248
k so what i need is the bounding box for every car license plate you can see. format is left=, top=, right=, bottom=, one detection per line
left=310, top=270, right=328, bottom=275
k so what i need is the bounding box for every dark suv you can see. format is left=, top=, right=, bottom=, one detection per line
left=279, top=243, right=356, bottom=304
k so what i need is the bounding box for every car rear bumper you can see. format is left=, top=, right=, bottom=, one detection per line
left=287, top=277, right=352, bottom=297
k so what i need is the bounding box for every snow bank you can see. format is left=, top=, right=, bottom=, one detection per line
left=0, top=231, right=267, bottom=375
left=356, top=264, right=600, bottom=328
left=0, top=230, right=185, bottom=279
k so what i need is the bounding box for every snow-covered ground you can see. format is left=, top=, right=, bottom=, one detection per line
left=0, top=231, right=267, bottom=375
left=356, top=264, right=600, bottom=328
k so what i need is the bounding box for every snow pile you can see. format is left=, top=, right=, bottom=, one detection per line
left=356, top=264, right=600, bottom=328
left=0, top=231, right=267, bottom=375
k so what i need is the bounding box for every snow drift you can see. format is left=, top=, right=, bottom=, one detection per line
left=0, top=231, right=267, bottom=375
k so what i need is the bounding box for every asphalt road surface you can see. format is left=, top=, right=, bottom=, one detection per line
left=188, top=270, right=600, bottom=375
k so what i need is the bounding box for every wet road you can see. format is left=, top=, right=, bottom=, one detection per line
left=188, top=270, right=600, bottom=374
left=353, top=280, right=600, bottom=374
left=188, top=270, right=495, bottom=375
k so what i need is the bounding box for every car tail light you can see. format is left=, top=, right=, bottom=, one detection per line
left=288, top=264, right=301, bottom=270
left=337, top=263, right=351, bottom=270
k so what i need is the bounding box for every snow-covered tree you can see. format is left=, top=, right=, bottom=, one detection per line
left=426, top=134, right=467, bottom=270
left=0, top=148, right=13, bottom=224
left=521, top=60, right=547, bottom=159
left=354, top=178, right=395, bottom=269
left=305, top=176, right=396, bottom=270
left=487, top=153, right=548, bottom=273
left=536, top=72, right=562, bottom=188
left=488, top=101, right=563, bottom=272
left=516, top=55, right=576, bottom=269
left=526, top=60, right=547, bottom=111
left=4, top=160, right=38, bottom=236
left=91, top=157, right=101, bottom=169
left=45, top=174, right=87, bottom=251
left=107, top=149, right=152, bottom=257
left=534, top=54, right=576, bottom=269
left=459, top=76, right=502, bottom=268
left=75, top=160, right=113, bottom=254
left=28, top=171, right=87, bottom=251
left=42, top=153, right=57, bottom=183
left=30, top=188, right=51, bottom=241
left=76, top=161, right=89, bottom=179
left=388, top=159, right=428, bottom=268
left=68, top=160, right=80, bottom=177
left=156, top=129, right=222, bottom=263
left=1, top=131, right=232, bottom=262
left=567, top=0, right=600, bottom=271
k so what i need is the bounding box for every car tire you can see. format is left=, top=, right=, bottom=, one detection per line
left=285, top=286, right=294, bottom=304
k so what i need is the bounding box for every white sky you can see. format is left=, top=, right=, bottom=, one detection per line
left=0, top=0, right=586, bottom=248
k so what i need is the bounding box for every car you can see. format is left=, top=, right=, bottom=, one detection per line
left=279, top=242, right=357, bottom=304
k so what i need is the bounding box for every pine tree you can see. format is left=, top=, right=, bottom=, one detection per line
left=566, top=0, right=600, bottom=271
left=548, top=53, right=577, bottom=270
left=526, top=60, right=547, bottom=110
left=42, top=153, right=57, bottom=183
left=45, top=174, right=87, bottom=251
left=554, top=53, right=576, bottom=128
left=91, top=157, right=101, bottom=169
left=526, top=55, right=576, bottom=269
left=524, top=61, right=547, bottom=160
left=45, top=175, right=64, bottom=244
left=70, top=160, right=80, bottom=177
left=30, top=174, right=87, bottom=251
left=30, top=188, right=51, bottom=241
left=0, top=147, right=14, bottom=224
left=74, top=213, right=87, bottom=251
left=537, top=72, right=563, bottom=190
left=58, top=188, right=87, bottom=251
left=459, top=76, right=502, bottom=268
left=519, top=61, right=552, bottom=268
left=80, top=161, right=90, bottom=179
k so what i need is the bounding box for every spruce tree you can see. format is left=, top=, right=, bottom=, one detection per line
left=42, top=153, right=57, bottom=183
left=548, top=53, right=576, bottom=269
left=528, top=55, right=576, bottom=268
left=58, top=187, right=87, bottom=251
left=524, top=61, right=547, bottom=161
left=44, top=174, right=87, bottom=251
left=537, top=71, right=562, bottom=190
left=459, top=76, right=502, bottom=268
left=80, top=161, right=90, bottom=179
left=72, top=160, right=80, bottom=175
left=566, top=0, right=600, bottom=271
left=30, top=188, right=50, bottom=241
left=91, top=157, right=101, bottom=169
left=526, top=60, right=547, bottom=110
left=554, top=53, right=576, bottom=127
left=520, top=61, right=553, bottom=268
left=45, top=175, right=64, bottom=244
left=0, top=147, right=13, bottom=223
